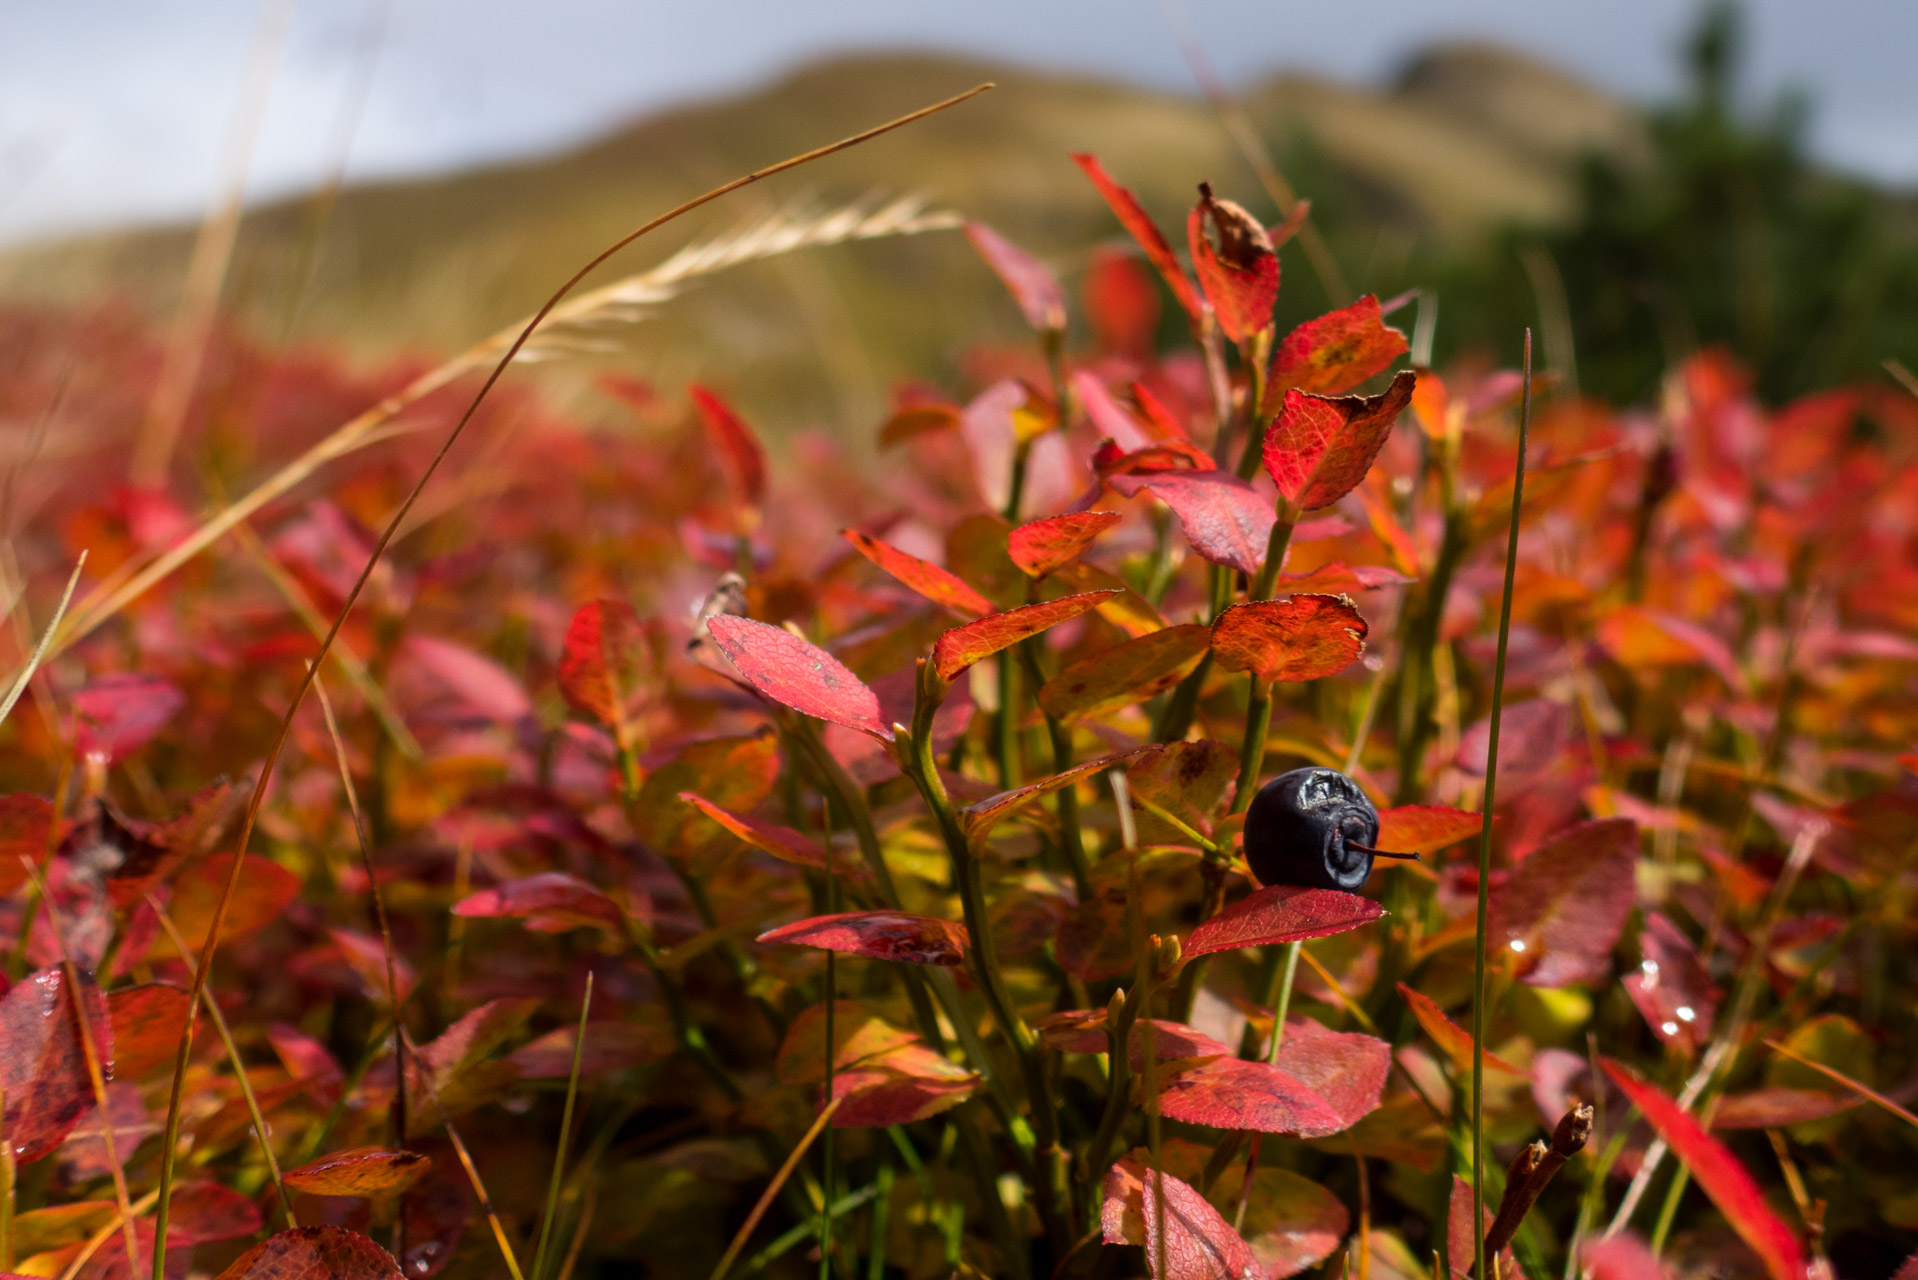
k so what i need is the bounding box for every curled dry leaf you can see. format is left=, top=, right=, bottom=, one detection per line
left=1188, top=186, right=1279, bottom=343
left=557, top=599, right=646, bottom=734
left=1038, top=625, right=1212, bottom=722
left=965, top=222, right=1067, bottom=332
left=1102, top=1155, right=1261, bottom=1280
left=931, top=591, right=1117, bottom=681
left=214, top=1226, right=404, bottom=1280
left=282, top=1147, right=431, bottom=1198
left=1263, top=371, right=1417, bottom=512
left=757, top=910, right=969, bottom=966
left=1601, top=1060, right=1804, bottom=1280
left=842, top=530, right=994, bottom=617
left=1183, top=885, right=1385, bottom=958
left=1008, top=510, right=1124, bottom=578
left=1108, top=471, right=1275, bottom=576
left=1210, top=595, right=1369, bottom=686
left=1071, top=153, right=1201, bottom=319
left=452, top=872, right=630, bottom=937
left=1264, top=295, right=1411, bottom=404
left=704, top=614, right=893, bottom=741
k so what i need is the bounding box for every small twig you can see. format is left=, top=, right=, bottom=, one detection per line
left=1482, top=1105, right=1592, bottom=1265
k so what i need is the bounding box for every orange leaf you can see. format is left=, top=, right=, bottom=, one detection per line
left=842, top=530, right=994, bottom=616
left=1071, top=154, right=1200, bottom=320
left=1263, top=371, right=1417, bottom=512
left=1008, top=511, right=1123, bottom=578
left=931, top=591, right=1116, bottom=680
left=1211, top=595, right=1368, bottom=685
left=1038, top=625, right=1211, bottom=722
left=283, top=1147, right=431, bottom=1198
left=1396, top=983, right=1523, bottom=1076
left=1374, top=804, right=1483, bottom=854
left=1264, top=296, right=1410, bottom=404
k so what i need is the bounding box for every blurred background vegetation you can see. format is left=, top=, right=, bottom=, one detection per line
left=0, top=2, right=1911, bottom=435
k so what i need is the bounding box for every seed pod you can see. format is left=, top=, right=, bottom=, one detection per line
left=1242, top=766, right=1402, bottom=892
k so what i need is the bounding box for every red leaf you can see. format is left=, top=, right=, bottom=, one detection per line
left=213, top=1226, right=403, bottom=1280
left=0, top=966, right=110, bottom=1163
left=689, top=384, right=767, bottom=509
left=1187, top=189, right=1278, bottom=343
left=1623, top=913, right=1718, bottom=1053
left=1597, top=606, right=1746, bottom=692
left=965, top=222, right=1066, bottom=332
left=705, top=615, right=893, bottom=742
left=1396, top=984, right=1524, bottom=1076
left=1458, top=699, right=1570, bottom=776
left=1154, top=1055, right=1346, bottom=1137
left=1263, top=371, right=1417, bottom=511
left=1084, top=247, right=1162, bottom=355
left=557, top=600, right=645, bottom=734
left=164, top=855, right=301, bottom=955
left=0, top=792, right=53, bottom=897
left=1491, top=819, right=1639, bottom=987
left=1071, top=154, right=1201, bottom=319
left=1375, top=804, right=1482, bottom=854
left=1102, top=1155, right=1261, bottom=1280
left=677, top=792, right=847, bottom=876
left=1183, top=885, right=1384, bottom=957
left=1272, top=1018, right=1391, bottom=1132
left=961, top=749, right=1145, bottom=842
left=1265, top=296, right=1410, bottom=403
left=417, top=998, right=541, bottom=1084
left=775, top=1001, right=922, bottom=1085
left=283, top=1147, right=431, bottom=1197
left=1602, top=1060, right=1805, bottom=1280
left=757, top=911, right=969, bottom=966
left=451, top=873, right=629, bottom=936
left=107, top=983, right=192, bottom=1078
left=842, top=530, right=994, bottom=617
left=1108, top=471, right=1275, bottom=575
left=1210, top=595, right=1369, bottom=685
left=1040, top=1013, right=1231, bottom=1062
left=1077, top=373, right=1156, bottom=451
left=1039, top=625, right=1212, bottom=722
left=1231, top=1167, right=1350, bottom=1279
left=1009, top=511, right=1124, bottom=578
left=931, top=591, right=1117, bottom=681
left=72, top=673, right=184, bottom=764
left=830, top=1042, right=979, bottom=1127
left=509, top=1020, right=672, bottom=1078
left=1581, top=1233, right=1667, bottom=1280
left=170, top=1180, right=264, bottom=1244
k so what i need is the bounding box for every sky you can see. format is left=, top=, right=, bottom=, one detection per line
left=1, top=0, right=1913, bottom=246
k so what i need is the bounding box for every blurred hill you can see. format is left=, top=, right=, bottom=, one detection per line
left=0, top=44, right=1656, bottom=435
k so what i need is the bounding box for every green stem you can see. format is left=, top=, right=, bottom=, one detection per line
left=1470, top=332, right=1532, bottom=1280
left=531, top=973, right=594, bottom=1280
left=1264, top=941, right=1304, bottom=1064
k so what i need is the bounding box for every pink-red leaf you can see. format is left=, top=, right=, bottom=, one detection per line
left=1231, top=1167, right=1350, bottom=1279
left=1447, top=1174, right=1519, bottom=1279
left=282, top=1147, right=431, bottom=1198
left=830, top=1042, right=979, bottom=1127
left=72, top=673, right=184, bottom=764
left=689, top=384, right=767, bottom=509
left=931, top=591, right=1117, bottom=681
left=1263, top=371, right=1417, bottom=511
left=705, top=614, right=893, bottom=741
left=451, top=873, right=629, bottom=936
left=1188, top=190, right=1278, bottom=343
left=557, top=599, right=645, bottom=733
left=757, top=911, right=968, bottom=966
left=1108, top=471, right=1275, bottom=575
left=965, top=222, right=1066, bottom=332
left=1271, top=1019, right=1391, bottom=1133
left=1602, top=1060, right=1804, bottom=1280
left=1265, top=296, right=1410, bottom=404
left=1375, top=804, right=1482, bottom=854
left=1623, top=913, right=1718, bottom=1053
left=1711, top=1087, right=1859, bottom=1130
left=1183, top=885, right=1384, bottom=957
left=1154, top=1055, right=1345, bottom=1137
left=1009, top=511, right=1124, bottom=578
left=842, top=530, right=994, bottom=617
left=1039, top=625, right=1212, bottom=722
left=775, top=1001, right=921, bottom=1085
left=1210, top=595, right=1369, bottom=685
left=1492, top=818, right=1640, bottom=987
left=1102, top=1155, right=1261, bottom=1280
left=1071, top=154, right=1200, bottom=320
left=0, top=966, right=109, bottom=1163
left=509, top=1020, right=672, bottom=1078
left=1581, top=1233, right=1667, bottom=1280
left=214, top=1226, right=403, bottom=1280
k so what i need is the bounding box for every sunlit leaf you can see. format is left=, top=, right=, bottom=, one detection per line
left=677, top=792, right=847, bottom=875
left=931, top=591, right=1117, bottom=680
left=831, top=1042, right=979, bottom=1128
left=1153, top=1054, right=1345, bottom=1137
left=757, top=911, right=968, bottom=966
left=1210, top=595, right=1368, bottom=685
left=1491, top=818, right=1639, bottom=987
left=283, top=1147, right=431, bottom=1198
left=965, top=222, right=1066, bottom=332
left=961, top=749, right=1146, bottom=842
left=689, top=383, right=767, bottom=509
left=1396, top=984, right=1524, bottom=1076
left=1375, top=804, right=1482, bottom=854
left=1264, top=295, right=1411, bottom=402
left=775, top=1001, right=921, bottom=1085
left=557, top=599, right=646, bottom=734
left=842, top=530, right=994, bottom=617
left=1270, top=1018, right=1391, bottom=1132
left=1102, top=1155, right=1261, bottom=1280
left=1188, top=188, right=1278, bottom=343
left=705, top=615, right=893, bottom=741
left=72, top=672, right=184, bottom=764
left=1623, top=913, right=1717, bottom=1053
left=1263, top=371, right=1417, bottom=511
left=1071, top=154, right=1200, bottom=319
left=1008, top=511, right=1123, bottom=578
left=1183, top=885, right=1384, bottom=958
left=1108, top=471, right=1275, bottom=575
left=214, top=1226, right=404, bottom=1280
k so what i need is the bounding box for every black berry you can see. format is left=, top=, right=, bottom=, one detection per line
left=1244, top=767, right=1413, bottom=892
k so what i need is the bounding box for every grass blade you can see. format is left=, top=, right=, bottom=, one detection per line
left=0, top=551, right=85, bottom=730
left=532, top=973, right=595, bottom=1280
left=1471, top=329, right=1531, bottom=1280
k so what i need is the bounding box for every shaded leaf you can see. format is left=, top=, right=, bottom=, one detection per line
left=509, top=1020, right=673, bottom=1078
left=1458, top=699, right=1570, bottom=776
left=1102, top=1155, right=1261, bottom=1280
left=1109, top=471, right=1274, bottom=576
left=676, top=792, right=847, bottom=876
left=705, top=615, right=893, bottom=742
left=1272, top=562, right=1413, bottom=596
left=1211, top=594, right=1368, bottom=686
left=1375, top=805, right=1482, bottom=854
left=106, top=983, right=192, bottom=1078
left=1581, top=1233, right=1667, bottom=1280
left=1623, top=913, right=1717, bottom=1053
left=417, top=998, right=542, bottom=1085
left=161, top=855, right=301, bottom=956
left=213, top=1226, right=403, bottom=1280
left=961, top=749, right=1145, bottom=842
left=775, top=1001, right=921, bottom=1085
left=1262, top=371, right=1417, bottom=512
left=0, top=792, right=52, bottom=897
left=1038, top=626, right=1212, bottom=722
left=1601, top=1061, right=1804, bottom=1280
left=1447, top=1174, right=1519, bottom=1279
left=282, top=1147, right=431, bottom=1198
left=1183, top=885, right=1384, bottom=958
left=689, top=384, right=767, bottom=509
left=1008, top=511, right=1123, bottom=578
left=965, top=222, right=1066, bottom=332
left=1071, top=154, right=1200, bottom=319
left=1711, top=1087, right=1860, bottom=1130
left=72, top=672, right=184, bottom=763
left=1492, top=819, right=1639, bottom=987
left=557, top=599, right=645, bottom=734
left=1227, top=1166, right=1350, bottom=1279
left=932, top=591, right=1116, bottom=681
left=452, top=873, right=629, bottom=937
left=757, top=911, right=968, bottom=966
left=1265, top=295, right=1411, bottom=403
left=1188, top=189, right=1278, bottom=343
left=842, top=530, right=993, bottom=616
left=878, top=399, right=961, bottom=447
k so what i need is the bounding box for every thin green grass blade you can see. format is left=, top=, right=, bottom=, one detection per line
left=0, top=551, right=86, bottom=730
left=532, top=972, right=594, bottom=1280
